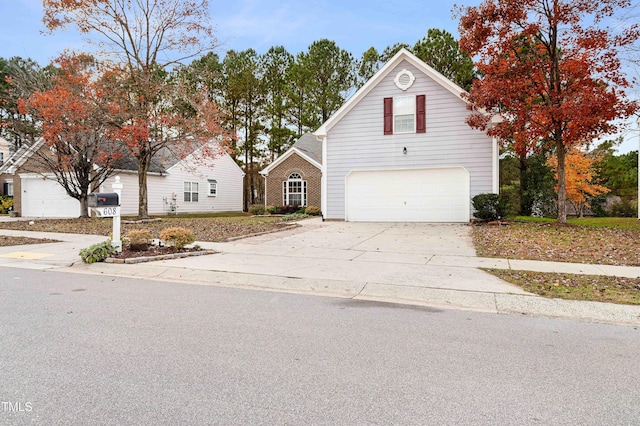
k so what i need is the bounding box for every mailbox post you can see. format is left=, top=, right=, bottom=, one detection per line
left=112, top=176, right=122, bottom=252
left=87, top=176, right=123, bottom=252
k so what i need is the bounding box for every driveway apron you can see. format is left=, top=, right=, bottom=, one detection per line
left=154, top=218, right=528, bottom=296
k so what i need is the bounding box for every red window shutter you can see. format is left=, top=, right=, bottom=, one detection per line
left=416, top=95, right=426, bottom=133
left=383, top=97, right=393, bottom=135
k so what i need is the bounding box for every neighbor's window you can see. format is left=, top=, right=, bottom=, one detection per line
left=6, top=181, right=13, bottom=197
left=283, top=172, right=307, bottom=207
left=184, top=181, right=199, bottom=202
left=394, top=95, right=415, bottom=133
left=208, top=179, right=217, bottom=196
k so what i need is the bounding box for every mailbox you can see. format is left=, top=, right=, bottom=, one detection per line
left=88, top=192, right=119, bottom=207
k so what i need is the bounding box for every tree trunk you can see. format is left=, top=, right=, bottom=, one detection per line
left=79, top=196, right=89, bottom=218
left=519, top=153, right=528, bottom=215
left=556, top=141, right=567, bottom=224
left=138, top=157, right=150, bottom=219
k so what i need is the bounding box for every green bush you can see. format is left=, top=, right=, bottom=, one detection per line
left=305, top=205, right=321, bottom=216
left=472, top=193, right=512, bottom=221
left=159, top=226, right=195, bottom=249
left=610, top=199, right=638, bottom=217
left=282, top=213, right=309, bottom=221
left=266, top=205, right=280, bottom=214
left=248, top=204, right=266, bottom=215
left=0, top=196, right=13, bottom=214
left=79, top=240, right=115, bottom=264
left=588, top=194, right=609, bottom=217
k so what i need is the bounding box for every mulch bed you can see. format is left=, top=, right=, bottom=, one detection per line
left=105, top=244, right=215, bottom=264
left=109, top=245, right=205, bottom=260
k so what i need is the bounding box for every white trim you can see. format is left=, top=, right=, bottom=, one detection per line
left=315, top=49, right=468, bottom=137
left=321, top=136, right=327, bottom=217
left=260, top=147, right=321, bottom=176
left=0, top=138, right=45, bottom=175
left=394, top=69, right=415, bottom=91
left=492, top=136, right=499, bottom=193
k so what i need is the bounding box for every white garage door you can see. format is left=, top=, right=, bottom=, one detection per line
left=21, top=176, right=80, bottom=218
left=346, top=167, right=470, bottom=222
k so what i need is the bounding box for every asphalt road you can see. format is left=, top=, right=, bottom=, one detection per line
left=1, top=267, right=639, bottom=425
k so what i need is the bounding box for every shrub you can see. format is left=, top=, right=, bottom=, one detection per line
left=126, top=229, right=152, bottom=251
left=79, top=240, right=115, bottom=264
left=159, top=226, right=195, bottom=249
left=472, top=193, right=512, bottom=221
left=266, top=205, right=280, bottom=214
left=610, top=199, right=637, bottom=218
left=305, top=205, right=321, bottom=216
left=279, top=205, right=299, bottom=214
left=0, top=196, right=13, bottom=214
left=282, top=213, right=309, bottom=221
left=248, top=204, right=266, bottom=215
left=588, top=194, right=609, bottom=217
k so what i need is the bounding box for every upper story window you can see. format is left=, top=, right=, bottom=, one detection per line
left=393, top=96, right=416, bottom=133
left=384, top=95, right=426, bottom=135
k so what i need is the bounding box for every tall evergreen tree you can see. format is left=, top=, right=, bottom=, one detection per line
left=261, top=46, right=296, bottom=160
left=413, top=29, right=475, bottom=91
left=297, top=39, right=356, bottom=129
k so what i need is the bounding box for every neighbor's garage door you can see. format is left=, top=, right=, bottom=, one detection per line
left=346, top=167, right=470, bottom=222
left=21, top=176, right=80, bottom=218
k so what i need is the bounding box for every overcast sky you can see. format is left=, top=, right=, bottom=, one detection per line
left=1, top=0, right=638, bottom=153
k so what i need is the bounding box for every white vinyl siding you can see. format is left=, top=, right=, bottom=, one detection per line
left=324, top=60, right=494, bottom=220
left=102, top=147, right=244, bottom=215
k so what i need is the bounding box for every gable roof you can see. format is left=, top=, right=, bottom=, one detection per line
left=0, top=137, right=229, bottom=176
left=314, top=48, right=468, bottom=137
left=111, top=146, right=182, bottom=174
left=260, top=133, right=322, bottom=176
left=0, top=138, right=44, bottom=175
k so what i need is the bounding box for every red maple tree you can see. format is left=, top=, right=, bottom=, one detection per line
left=21, top=52, right=124, bottom=217
left=457, top=0, right=638, bottom=223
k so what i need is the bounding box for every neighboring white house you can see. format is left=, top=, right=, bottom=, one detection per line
left=0, top=137, right=11, bottom=167
left=0, top=139, right=244, bottom=217
left=101, top=144, right=244, bottom=216
left=314, top=48, right=498, bottom=222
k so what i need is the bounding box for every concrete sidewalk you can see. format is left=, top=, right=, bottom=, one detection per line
left=0, top=219, right=639, bottom=326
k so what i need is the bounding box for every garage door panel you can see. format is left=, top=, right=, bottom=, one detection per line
left=22, top=177, right=80, bottom=218
left=346, top=168, right=469, bottom=222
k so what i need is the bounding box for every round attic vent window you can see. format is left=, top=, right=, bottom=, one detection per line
left=394, top=69, right=415, bottom=91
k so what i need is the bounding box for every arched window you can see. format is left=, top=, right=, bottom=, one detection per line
left=283, top=172, right=307, bottom=207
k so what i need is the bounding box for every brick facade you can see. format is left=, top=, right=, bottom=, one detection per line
left=264, top=153, right=321, bottom=209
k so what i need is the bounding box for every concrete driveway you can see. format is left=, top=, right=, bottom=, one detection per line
left=151, top=218, right=528, bottom=308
